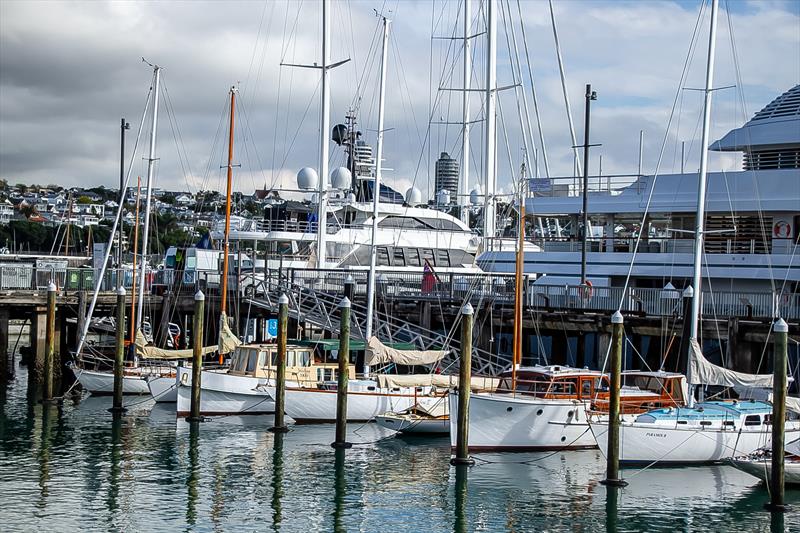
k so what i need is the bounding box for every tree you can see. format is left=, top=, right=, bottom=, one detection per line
left=76, top=196, right=93, bottom=205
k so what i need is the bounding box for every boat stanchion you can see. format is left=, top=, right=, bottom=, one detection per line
left=765, top=317, right=788, bottom=512
left=450, top=302, right=475, bottom=466
left=109, top=286, right=127, bottom=414
left=601, top=310, right=628, bottom=487
left=186, top=290, right=205, bottom=423
left=331, top=297, right=352, bottom=449
left=41, top=282, right=57, bottom=403
left=269, top=294, right=290, bottom=433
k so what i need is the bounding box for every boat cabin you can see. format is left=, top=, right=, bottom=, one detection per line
left=227, top=343, right=355, bottom=384
left=496, top=366, right=687, bottom=413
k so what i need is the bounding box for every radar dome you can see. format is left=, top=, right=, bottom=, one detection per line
left=297, top=167, right=319, bottom=190
left=405, top=186, right=422, bottom=206
left=469, top=187, right=482, bottom=206
left=330, top=167, right=352, bottom=190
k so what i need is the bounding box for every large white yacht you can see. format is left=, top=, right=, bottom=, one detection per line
left=479, top=85, right=800, bottom=293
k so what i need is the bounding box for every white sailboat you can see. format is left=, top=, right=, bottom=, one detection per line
left=588, top=0, right=800, bottom=465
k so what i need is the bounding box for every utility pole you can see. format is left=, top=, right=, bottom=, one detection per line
left=580, top=84, right=597, bottom=286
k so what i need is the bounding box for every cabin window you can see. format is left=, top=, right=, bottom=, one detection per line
left=246, top=350, right=258, bottom=373
left=581, top=379, right=593, bottom=398
left=406, top=248, right=421, bottom=267
left=392, top=248, right=406, bottom=267
left=257, top=351, right=267, bottom=369
left=377, top=247, right=391, bottom=266
left=422, top=248, right=435, bottom=265
left=436, top=249, right=450, bottom=266
left=744, top=415, right=761, bottom=426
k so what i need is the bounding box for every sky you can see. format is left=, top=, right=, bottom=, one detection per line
left=1, top=0, right=798, bottom=201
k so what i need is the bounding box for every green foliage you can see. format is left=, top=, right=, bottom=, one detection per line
left=76, top=196, right=93, bottom=205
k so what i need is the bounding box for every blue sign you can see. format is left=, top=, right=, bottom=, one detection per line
left=267, top=319, right=278, bottom=338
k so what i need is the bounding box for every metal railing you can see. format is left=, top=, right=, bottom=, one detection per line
left=0, top=265, right=152, bottom=292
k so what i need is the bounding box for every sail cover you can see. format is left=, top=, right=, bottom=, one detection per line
left=218, top=312, right=242, bottom=355
left=689, top=339, right=773, bottom=389
left=365, top=336, right=447, bottom=366
left=376, top=373, right=500, bottom=391
left=136, top=329, right=218, bottom=360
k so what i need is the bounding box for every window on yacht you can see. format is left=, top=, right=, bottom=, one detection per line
left=436, top=249, right=450, bottom=266
left=377, top=247, right=391, bottom=266
left=406, top=248, right=421, bottom=266
left=246, top=349, right=258, bottom=373
left=422, top=248, right=435, bottom=265
left=744, top=415, right=762, bottom=426
left=392, top=247, right=406, bottom=266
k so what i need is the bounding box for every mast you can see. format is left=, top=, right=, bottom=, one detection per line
left=512, top=159, right=526, bottom=391
left=580, top=84, right=596, bottom=286
left=687, top=0, right=719, bottom=399
left=221, top=87, right=236, bottom=317
left=364, top=14, right=390, bottom=355
left=129, top=177, right=141, bottom=346
left=315, top=0, right=331, bottom=269
left=483, top=0, right=497, bottom=240
left=548, top=0, right=581, bottom=177
left=118, top=117, right=130, bottom=284
left=136, top=65, right=161, bottom=332
left=460, top=0, right=471, bottom=225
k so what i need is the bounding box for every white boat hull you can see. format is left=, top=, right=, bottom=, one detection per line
left=729, top=456, right=800, bottom=486
left=147, top=375, right=178, bottom=403
left=175, top=366, right=275, bottom=416
left=71, top=367, right=150, bottom=395
left=448, top=391, right=596, bottom=450
left=267, top=385, right=418, bottom=423
left=375, top=413, right=449, bottom=434
left=591, top=420, right=800, bottom=465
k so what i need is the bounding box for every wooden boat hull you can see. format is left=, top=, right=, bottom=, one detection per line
left=175, top=366, right=275, bottom=416
left=265, top=385, right=418, bottom=424
left=147, top=375, right=178, bottom=403
left=375, top=413, right=449, bottom=435
left=590, top=419, right=800, bottom=465
left=71, top=366, right=150, bottom=395
left=448, top=391, right=596, bottom=450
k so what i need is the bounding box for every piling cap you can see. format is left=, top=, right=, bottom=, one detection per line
left=117, top=286, right=126, bottom=296
left=611, top=310, right=624, bottom=324
left=339, top=296, right=351, bottom=309
left=774, top=318, right=788, bottom=333
left=278, top=293, right=289, bottom=305
left=682, top=285, right=694, bottom=298
left=194, top=290, right=205, bottom=301
left=461, top=302, right=474, bottom=316
left=345, top=274, right=355, bottom=284
left=47, top=282, right=57, bottom=292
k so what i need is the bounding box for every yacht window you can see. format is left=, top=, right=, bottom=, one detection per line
left=166, top=254, right=177, bottom=269
left=297, top=350, right=311, bottom=367
left=246, top=350, right=258, bottom=373
left=744, top=415, right=761, bottom=426
left=257, top=351, right=267, bottom=369
left=379, top=216, right=430, bottom=230
left=581, top=379, right=593, bottom=397
left=393, top=248, right=406, bottom=267
left=436, top=249, right=450, bottom=266
left=377, top=247, right=391, bottom=266
left=422, top=248, right=435, bottom=265
left=699, top=421, right=712, bottom=426
left=433, top=219, right=462, bottom=231
left=186, top=257, right=197, bottom=270
left=406, top=248, right=421, bottom=267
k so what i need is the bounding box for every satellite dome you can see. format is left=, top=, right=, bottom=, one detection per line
left=405, top=186, right=422, bottom=206
left=436, top=189, right=450, bottom=206
left=331, top=167, right=352, bottom=190
left=297, top=167, right=319, bottom=190
left=469, top=187, right=482, bottom=206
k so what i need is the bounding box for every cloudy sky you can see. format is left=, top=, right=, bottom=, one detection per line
left=1, top=0, right=798, bottom=200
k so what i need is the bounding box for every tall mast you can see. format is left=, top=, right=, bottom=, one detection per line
left=483, top=0, right=497, bottom=240
left=221, top=87, right=236, bottom=316
left=460, top=0, right=471, bottom=225
left=687, top=0, right=719, bottom=394
left=315, top=0, right=331, bottom=269
left=365, top=15, right=390, bottom=353
left=118, top=117, right=130, bottom=283
left=136, top=65, right=161, bottom=332
left=512, top=159, right=526, bottom=391
left=548, top=0, right=581, bottom=177
left=129, top=176, right=141, bottom=346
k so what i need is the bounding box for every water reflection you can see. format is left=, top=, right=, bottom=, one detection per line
left=333, top=447, right=347, bottom=533
left=37, top=403, right=55, bottom=508
left=272, top=432, right=285, bottom=531
left=604, top=485, right=619, bottom=533
left=107, top=414, right=123, bottom=517
left=453, top=465, right=468, bottom=533
left=186, top=421, right=200, bottom=526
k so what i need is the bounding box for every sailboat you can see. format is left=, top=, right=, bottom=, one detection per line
left=588, top=0, right=800, bottom=465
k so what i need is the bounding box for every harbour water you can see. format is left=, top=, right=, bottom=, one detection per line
left=1, top=366, right=797, bottom=532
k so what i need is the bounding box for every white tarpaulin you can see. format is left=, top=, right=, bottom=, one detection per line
left=365, top=336, right=447, bottom=366
left=376, top=373, right=500, bottom=391
left=218, top=312, right=242, bottom=355
left=689, top=339, right=773, bottom=389
left=136, top=329, right=218, bottom=360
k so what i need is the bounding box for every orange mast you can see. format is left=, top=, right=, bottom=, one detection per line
left=219, top=87, right=236, bottom=363
left=129, top=176, right=142, bottom=346
left=511, top=166, right=526, bottom=392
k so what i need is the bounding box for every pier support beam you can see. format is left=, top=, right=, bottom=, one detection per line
left=186, top=290, right=205, bottom=423
left=42, top=283, right=57, bottom=402
left=29, top=309, right=47, bottom=383
left=451, top=303, right=475, bottom=466
left=765, top=318, right=788, bottom=512
left=269, top=294, right=289, bottom=434
left=332, top=297, right=352, bottom=449
left=110, top=286, right=127, bottom=414
left=601, top=311, right=627, bottom=487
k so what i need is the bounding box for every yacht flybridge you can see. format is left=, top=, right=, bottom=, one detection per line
left=479, top=85, right=800, bottom=292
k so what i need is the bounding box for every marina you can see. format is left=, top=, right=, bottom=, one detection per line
left=1, top=0, right=799, bottom=531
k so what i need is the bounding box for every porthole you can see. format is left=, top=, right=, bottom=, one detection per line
left=536, top=409, right=543, bottom=416
left=567, top=410, right=574, bottom=417
left=506, top=407, right=513, bottom=412
left=560, top=436, right=567, bottom=442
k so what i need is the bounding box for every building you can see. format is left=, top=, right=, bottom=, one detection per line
left=434, top=152, right=459, bottom=203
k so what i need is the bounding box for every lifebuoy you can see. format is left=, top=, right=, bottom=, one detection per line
left=581, top=280, right=593, bottom=300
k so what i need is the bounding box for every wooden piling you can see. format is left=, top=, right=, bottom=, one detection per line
left=110, top=286, right=127, bottom=413
left=451, top=302, right=474, bottom=466
left=186, top=290, right=205, bottom=423
left=331, top=297, right=352, bottom=449
left=269, top=294, right=290, bottom=433
left=42, top=283, right=57, bottom=402
left=601, top=310, right=627, bottom=486
left=765, top=317, right=788, bottom=512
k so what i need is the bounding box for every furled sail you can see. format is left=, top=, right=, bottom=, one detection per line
left=689, top=339, right=773, bottom=389
left=365, top=336, right=447, bottom=366
left=376, top=373, right=499, bottom=391
left=136, top=329, right=218, bottom=360
left=218, top=312, right=242, bottom=355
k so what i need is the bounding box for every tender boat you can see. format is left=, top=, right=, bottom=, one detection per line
left=70, top=363, right=158, bottom=396
left=450, top=366, right=686, bottom=451
left=729, top=446, right=800, bottom=486
left=146, top=373, right=178, bottom=403
left=375, top=395, right=450, bottom=435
